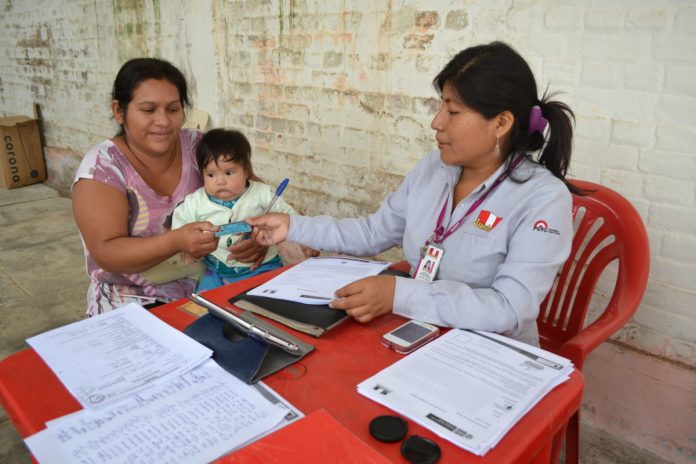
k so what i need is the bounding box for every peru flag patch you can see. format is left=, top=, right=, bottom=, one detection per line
left=473, top=210, right=502, bottom=232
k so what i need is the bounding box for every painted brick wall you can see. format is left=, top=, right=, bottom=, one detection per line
left=1, top=1, right=695, bottom=460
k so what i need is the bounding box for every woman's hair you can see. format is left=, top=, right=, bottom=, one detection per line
left=196, top=128, right=256, bottom=179
left=433, top=41, right=582, bottom=194
left=111, top=58, right=191, bottom=136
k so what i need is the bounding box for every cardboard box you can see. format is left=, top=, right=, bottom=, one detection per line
left=0, top=115, right=46, bottom=189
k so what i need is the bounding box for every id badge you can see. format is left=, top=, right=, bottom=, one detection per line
left=414, top=244, right=444, bottom=282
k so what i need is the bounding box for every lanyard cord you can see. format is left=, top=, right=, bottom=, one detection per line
left=429, top=154, right=525, bottom=246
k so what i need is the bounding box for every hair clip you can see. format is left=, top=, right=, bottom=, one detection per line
left=529, top=106, right=548, bottom=134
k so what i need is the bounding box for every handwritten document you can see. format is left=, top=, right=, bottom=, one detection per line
left=26, top=303, right=212, bottom=408
left=357, top=330, right=573, bottom=456
left=248, top=256, right=389, bottom=304
left=25, top=360, right=288, bottom=464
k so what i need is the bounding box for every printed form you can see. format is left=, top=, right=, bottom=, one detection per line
left=24, top=304, right=303, bottom=463
left=247, top=256, right=389, bottom=304
left=26, top=303, right=212, bottom=408
left=357, top=329, right=573, bottom=456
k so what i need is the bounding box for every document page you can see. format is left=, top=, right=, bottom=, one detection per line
left=247, top=256, right=389, bottom=304
left=25, top=360, right=289, bottom=464
left=26, top=303, right=212, bottom=408
left=247, top=381, right=304, bottom=439
left=357, top=330, right=573, bottom=455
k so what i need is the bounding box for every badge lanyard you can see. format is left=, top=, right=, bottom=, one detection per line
left=415, top=155, right=524, bottom=282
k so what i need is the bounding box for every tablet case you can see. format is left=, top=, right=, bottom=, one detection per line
left=184, top=312, right=314, bottom=384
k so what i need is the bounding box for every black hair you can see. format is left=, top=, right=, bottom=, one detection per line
left=111, top=58, right=191, bottom=136
left=433, top=41, right=583, bottom=194
left=196, top=128, right=255, bottom=179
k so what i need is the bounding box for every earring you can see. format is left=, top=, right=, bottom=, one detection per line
left=494, top=137, right=501, bottom=157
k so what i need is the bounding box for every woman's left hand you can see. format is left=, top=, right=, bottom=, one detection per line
left=330, top=275, right=396, bottom=323
left=227, top=238, right=268, bottom=270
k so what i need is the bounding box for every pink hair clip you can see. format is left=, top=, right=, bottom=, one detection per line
left=529, top=106, right=548, bottom=134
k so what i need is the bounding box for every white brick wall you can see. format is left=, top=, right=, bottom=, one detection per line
left=2, top=0, right=695, bottom=363
left=1, top=1, right=695, bottom=459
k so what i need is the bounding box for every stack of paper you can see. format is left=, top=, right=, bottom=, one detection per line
left=26, top=304, right=212, bottom=408
left=357, top=329, right=573, bottom=456
left=247, top=256, right=389, bottom=304
left=23, top=303, right=301, bottom=464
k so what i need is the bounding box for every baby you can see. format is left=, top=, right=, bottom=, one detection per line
left=172, top=128, right=297, bottom=291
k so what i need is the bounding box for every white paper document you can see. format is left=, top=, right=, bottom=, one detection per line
left=357, top=330, right=573, bottom=456
left=25, top=360, right=289, bottom=464
left=26, top=303, right=212, bottom=408
left=247, top=256, right=390, bottom=304
left=248, top=381, right=304, bottom=439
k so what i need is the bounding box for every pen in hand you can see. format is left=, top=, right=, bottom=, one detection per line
left=262, top=178, right=289, bottom=216
left=240, top=178, right=289, bottom=243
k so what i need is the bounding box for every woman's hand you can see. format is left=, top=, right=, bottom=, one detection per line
left=329, top=275, right=396, bottom=323
left=74, top=179, right=219, bottom=272
left=174, top=222, right=219, bottom=258
left=248, top=213, right=291, bottom=245
left=227, top=238, right=269, bottom=270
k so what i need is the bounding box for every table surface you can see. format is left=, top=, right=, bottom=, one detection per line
left=0, top=267, right=584, bottom=463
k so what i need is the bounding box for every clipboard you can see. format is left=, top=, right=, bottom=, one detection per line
left=184, top=294, right=314, bottom=384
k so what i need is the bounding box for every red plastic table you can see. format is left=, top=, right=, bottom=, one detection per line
left=0, top=268, right=583, bottom=463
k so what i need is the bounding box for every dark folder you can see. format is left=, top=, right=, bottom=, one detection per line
left=227, top=268, right=412, bottom=337
left=229, top=293, right=347, bottom=337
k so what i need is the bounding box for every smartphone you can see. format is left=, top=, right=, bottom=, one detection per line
left=215, top=221, right=252, bottom=237
left=381, top=320, right=440, bottom=354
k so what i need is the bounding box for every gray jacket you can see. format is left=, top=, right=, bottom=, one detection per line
left=288, top=151, right=572, bottom=345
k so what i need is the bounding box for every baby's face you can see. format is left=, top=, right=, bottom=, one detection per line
left=203, top=158, right=248, bottom=201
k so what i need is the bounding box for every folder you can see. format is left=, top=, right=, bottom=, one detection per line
left=229, top=293, right=348, bottom=337
left=221, top=409, right=392, bottom=463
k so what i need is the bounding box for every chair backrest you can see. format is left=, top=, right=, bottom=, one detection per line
left=537, top=180, right=650, bottom=370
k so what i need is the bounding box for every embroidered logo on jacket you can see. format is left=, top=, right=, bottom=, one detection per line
left=533, top=220, right=561, bottom=235
left=473, top=210, right=502, bottom=232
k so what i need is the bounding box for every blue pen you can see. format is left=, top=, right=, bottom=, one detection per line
left=236, top=178, right=289, bottom=244
left=262, top=178, right=289, bottom=215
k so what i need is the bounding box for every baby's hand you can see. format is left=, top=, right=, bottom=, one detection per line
left=180, top=253, right=197, bottom=265
left=301, top=245, right=320, bottom=258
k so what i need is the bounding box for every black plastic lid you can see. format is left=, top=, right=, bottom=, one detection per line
left=400, top=435, right=441, bottom=463
left=369, top=415, right=408, bottom=443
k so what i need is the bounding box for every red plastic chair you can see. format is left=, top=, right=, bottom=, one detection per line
left=389, top=179, right=650, bottom=463
left=539, top=179, right=650, bottom=464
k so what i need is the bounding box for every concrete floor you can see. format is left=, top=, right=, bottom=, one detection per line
left=0, top=183, right=87, bottom=464
left=0, top=183, right=671, bottom=464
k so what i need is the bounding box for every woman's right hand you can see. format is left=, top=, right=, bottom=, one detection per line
left=173, top=221, right=219, bottom=258
left=248, top=213, right=290, bottom=245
